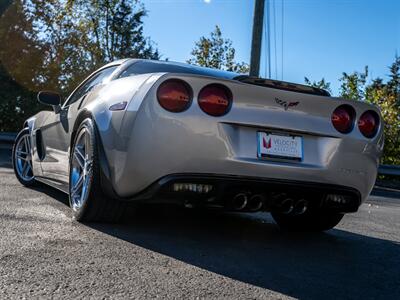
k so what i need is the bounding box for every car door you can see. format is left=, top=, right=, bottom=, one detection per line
left=39, top=66, right=119, bottom=187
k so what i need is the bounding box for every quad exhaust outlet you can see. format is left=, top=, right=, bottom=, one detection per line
left=227, top=191, right=310, bottom=215
left=280, top=198, right=295, bottom=214
left=292, top=199, right=308, bottom=215
left=247, top=194, right=265, bottom=211
left=231, top=192, right=265, bottom=212
left=232, top=193, right=248, bottom=211
left=279, top=198, right=308, bottom=215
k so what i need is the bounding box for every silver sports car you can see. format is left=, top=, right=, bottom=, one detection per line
left=12, top=59, right=383, bottom=230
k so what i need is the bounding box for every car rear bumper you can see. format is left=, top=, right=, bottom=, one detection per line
left=106, top=122, right=380, bottom=203
left=102, top=172, right=361, bottom=213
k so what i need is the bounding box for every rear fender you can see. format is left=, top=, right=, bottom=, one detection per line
left=71, top=73, right=158, bottom=198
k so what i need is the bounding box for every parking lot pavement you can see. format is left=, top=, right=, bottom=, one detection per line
left=0, top=146, right=399, bottom=299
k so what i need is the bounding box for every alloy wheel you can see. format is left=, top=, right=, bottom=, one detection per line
left=70, top=128, right=93, bottom=211
left=14, top=134, right=34, bottom=181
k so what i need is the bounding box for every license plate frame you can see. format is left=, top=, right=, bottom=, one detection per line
left=257, top=131, right=303, bottom=161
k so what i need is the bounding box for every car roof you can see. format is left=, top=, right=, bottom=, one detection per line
left=103, top=58, right=132, bottom=69
left=122, top=59, right=239, bottom=80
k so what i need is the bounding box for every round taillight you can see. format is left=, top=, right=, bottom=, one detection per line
left=331, top=104, right=355, bottom=134
left=157, top=79, right=192, bottom=112
left=198, top=84, right=232, bottom=116
left=358, top=110, right=379, bottom=138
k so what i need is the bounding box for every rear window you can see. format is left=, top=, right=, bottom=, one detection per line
left=119, top=60, right=237, bottom=80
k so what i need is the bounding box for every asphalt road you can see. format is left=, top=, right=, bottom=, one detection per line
left=0, top=145, right=399, bottom=299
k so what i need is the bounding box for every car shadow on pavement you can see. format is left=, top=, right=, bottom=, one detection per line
left=21, top=179, right=70, bottom=206
left=87, top=206, right=400, bottom=300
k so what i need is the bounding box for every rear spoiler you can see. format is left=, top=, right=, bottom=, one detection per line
left=234, top=76, right=331, bottom=97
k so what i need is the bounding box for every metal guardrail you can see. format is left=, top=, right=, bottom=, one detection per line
left=1, top=132, right=399, bottom=176
left=378, top=165, right=400, bottom=176
left=0, top=132, right=17, bottom=144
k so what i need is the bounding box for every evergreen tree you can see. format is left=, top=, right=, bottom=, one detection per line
left=387, top=55, right=400, bottom=103
left=339, top=66, right=368, bottom=101
left=188, top=25, right=249, bottom=74
left=66, top=0, right=159, bottom=67
left=110, top=0, right=159, bottom=60
left=0, top=0, right=159, bottom=132
left=23, top=0, right=159, bottom=94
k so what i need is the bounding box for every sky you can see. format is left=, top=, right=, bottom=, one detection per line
left=143, top=0, right=400, bottom=94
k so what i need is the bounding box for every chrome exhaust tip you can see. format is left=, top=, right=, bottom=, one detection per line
left=280, top=198, right=294, bottom=214
left=247, top=194, right=265, bottom=211
left=232, top=193, right=248, bottom=211
left=293, top=199, right=308, bottom=215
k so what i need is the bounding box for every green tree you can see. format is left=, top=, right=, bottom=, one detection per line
left=387, top=55, right=400, bottom=104
left=305, top=57, right=400, bottom=165
left=339, top=66, right=368, bottom=101
left=0, top=0, right=159, bottom=131
left=28, top=0, right=159, bottom=94
left=304, top=77, right=332, bottom=94
left=66, top=0, right=159, bottom=65
left=364, top=57, right=400, bottom=165
left=0, top=64, right=37, bottom=132
left=0, top=0, right=42, bottom=132
left=188, top=25, right=249, bottom=74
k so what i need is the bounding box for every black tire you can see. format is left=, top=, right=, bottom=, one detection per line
left=12, top=128, right=36, bottom=187
left=271, top=210, right=344, bottom=232
left=69, top=118, right=124, bottom=223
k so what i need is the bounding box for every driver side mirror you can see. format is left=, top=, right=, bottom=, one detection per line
left=37, top=91, right=61, bottom=113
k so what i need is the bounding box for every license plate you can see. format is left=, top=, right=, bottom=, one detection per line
left=257, top=132, right=303, bottom=161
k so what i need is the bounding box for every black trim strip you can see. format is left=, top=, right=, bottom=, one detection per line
left=118, top=173, right=361, bottom=207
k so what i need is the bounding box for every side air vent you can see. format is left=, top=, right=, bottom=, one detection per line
left=35, top=129, right=46, bottom=161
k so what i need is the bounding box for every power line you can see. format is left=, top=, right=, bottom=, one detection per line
left=263, top=6, right=267, bottom=78
left=265, top=0, right=271, bottom=78
left=281, top=0, right=284, bottom=80
left=273, top=0, right=277, bottom=79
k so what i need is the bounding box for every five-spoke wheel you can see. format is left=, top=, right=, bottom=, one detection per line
left=13, top=129, right=35, bottom=186
left=69, top=118, right=124, bottom=222
left=70, top=127, right=94, bottom=211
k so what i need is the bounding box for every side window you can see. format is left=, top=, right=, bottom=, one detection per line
left=64, top=66, right=118, bottom=107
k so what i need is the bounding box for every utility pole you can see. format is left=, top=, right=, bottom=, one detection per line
left=249, top=0, right=265, bottom=77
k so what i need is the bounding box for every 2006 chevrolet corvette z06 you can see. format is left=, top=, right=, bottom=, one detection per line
left=12, top=59, right=383, bottom=230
